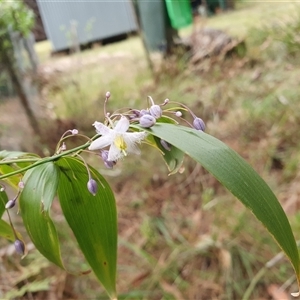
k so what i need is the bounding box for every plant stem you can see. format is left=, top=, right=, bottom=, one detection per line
left=0, top=158, right=40, bottom=165
left=0, top=141, right=92, bottom=180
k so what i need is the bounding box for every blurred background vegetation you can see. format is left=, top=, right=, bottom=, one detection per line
left=2, top=1, right=300, bottom=299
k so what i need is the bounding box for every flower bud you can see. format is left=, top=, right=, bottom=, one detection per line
left=139, top=109, right=150, bottom=117
left=162, top=98, right=169, bottom=105
left=61, top=142, right=67, bottom=151
left=149, top=105, right=162, bottom=119
left=160, top=139, right=171, bottom=151
left=5, top=199, right=16, bottom=209
left=100, top=150, right=116, bottom=169
left=193, top=117, right=206, bottom=131
left=104, top=161, right=116, bottom=169
left=130, top=109, right=141, bottom=119
left=14, top=239, right=25, bottom=255
left=139, top=114, right=156, bottom=128
left=175, top=111, right=182, bottom=117
left=101, top=150, right=109, bottom=161
left=87, top=178, right=98, bottom=196
left=106, top=91, right=111, bottom=99
left=71, top=129, right=78, bottom=135
left=18, top=181, right=25, bottom=189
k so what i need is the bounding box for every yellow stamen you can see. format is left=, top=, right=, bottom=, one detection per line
left=114, top=135, right=127, bottom=156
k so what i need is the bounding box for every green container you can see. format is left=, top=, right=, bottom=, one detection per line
left=137, top=0, right=166, bottom=51
left=165, top=0, right=193, bottom=29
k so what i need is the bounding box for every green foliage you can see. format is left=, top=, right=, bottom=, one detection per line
left=19, top=162, right=63, bottom=268
left=56, top=157, right=117, bottom=299
left=2, top=113, right=300, bottom=298
left=2, top=4, right=300, bottom=297
left=0, top=186, right=8, bottom=217
left=0, top=219, right=15, bottom=241
left=248, top=9, right=300, bottom=59
left=142, top=122, right=300, bottom=283
left=0, top=0, right=34, bottom=38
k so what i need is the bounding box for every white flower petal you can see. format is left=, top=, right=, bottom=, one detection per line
left=107, top=143, right=123, bottom=161
left=88, top=135, right=114, bottom=150
left=124, top=132, right=147, bottom=155
left=126, top=143, right=141, bottom=155
left=115, top=116, right=129, bottom=133
left=93, top=121, right=111, bottom=135
left=124, top=131, right=147, bottom=145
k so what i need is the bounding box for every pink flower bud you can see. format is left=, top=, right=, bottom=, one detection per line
left=163, top=98, right=169, bottom=105
left=106, top=91, right=111, bottom=99
left=18, top=181, right=25, bottom=189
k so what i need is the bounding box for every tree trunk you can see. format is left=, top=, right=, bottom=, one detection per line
left=0, top=38, right=41, bottom=137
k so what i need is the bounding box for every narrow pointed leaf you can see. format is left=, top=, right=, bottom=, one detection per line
left=0, top=219, right=15, bottom=240
left=146, top=123, right=300, bottom=279
left=19, top=163, right=64, bottom=268
left=56, top=157, right=117, bottom=299
left=0, top=189, right=8, bottom=217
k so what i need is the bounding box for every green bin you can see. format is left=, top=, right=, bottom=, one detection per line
left=165, top=0, right=193, bottom=29
left=136, top=1, right=166, bottom=51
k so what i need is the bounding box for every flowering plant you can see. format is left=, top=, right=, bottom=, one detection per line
left=0, top=93, right=299, bottom=299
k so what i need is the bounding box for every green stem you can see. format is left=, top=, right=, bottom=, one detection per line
left=0, top=141, right=92, bottom=180
left=0, top=158, right=40, bottom=165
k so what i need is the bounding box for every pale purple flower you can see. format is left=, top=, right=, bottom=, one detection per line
left=87, top=178, right=98, bottom=196
left=101, top=150, right=116, bottom=169
left=139, top=114, right=156, bottom=128
left=193, top=117, right=206, bottom=131
left=139, top=109, right=150, bottom=117
left=14, top=239, right=25, bottom=255
left=149, top=105, right=162, bottom=119
left=89, top=116, right=147, bottom=161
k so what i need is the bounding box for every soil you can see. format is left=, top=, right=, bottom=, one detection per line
left=0, top=97, right=34, bottom=151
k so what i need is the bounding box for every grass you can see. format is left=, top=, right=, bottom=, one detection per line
left=3, top=1, right=300, bottom=299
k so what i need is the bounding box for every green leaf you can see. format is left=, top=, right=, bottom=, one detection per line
left=0, top=150, right=39, bottom=189
left=19, top=162, right=64, bottom=268
left=0, top=150, right=31, bottom=159
left=0, top=164, right=20, bottom=189
left=153, top=136, right=184, bottom=175
left=146, top=123, right=300, bottom=280
left=0, top=189, right=8, bottom=217
left=0, top=219, right=15, bottom=240
left=157, top=115, right=179, bottom=124
left=56, top=157, right=117, bottom=299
